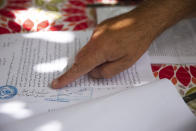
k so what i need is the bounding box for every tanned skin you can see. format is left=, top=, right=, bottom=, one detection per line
left=52, top=0, right=196, bottom=89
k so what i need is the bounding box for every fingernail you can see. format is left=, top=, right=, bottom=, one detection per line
left=51, top=79, right=59, bottom=89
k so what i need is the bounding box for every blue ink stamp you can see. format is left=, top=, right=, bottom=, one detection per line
left=0, top=85, right=17, bottom=99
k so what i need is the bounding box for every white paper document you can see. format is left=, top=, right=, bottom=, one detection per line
left=0, top=31, right=155, bottom=124
left=1, top=79, right=196, bottom=131
left=96, top=6, right=135, bottom=24
left=149, top=19, right=196, bottom=64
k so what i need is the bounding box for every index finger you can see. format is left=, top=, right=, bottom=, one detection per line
left=51, top=43, right=106, bottom=89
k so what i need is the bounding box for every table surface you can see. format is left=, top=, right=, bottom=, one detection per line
left=0, top=0, right=195, bottom=112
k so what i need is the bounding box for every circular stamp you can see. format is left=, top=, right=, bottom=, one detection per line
left=0, top=85, right=17, bottom=99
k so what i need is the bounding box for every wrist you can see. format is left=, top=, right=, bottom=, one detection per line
left=129, top=0, right=196, bottom=38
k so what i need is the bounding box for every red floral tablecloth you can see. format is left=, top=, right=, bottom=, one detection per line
left=151, top=64, right=196, bottom=112
left=0, top=0, right=96, bottom=33
left=0, top=0, right=195, bottom=111
left=151, top=64, right=196, bottom=95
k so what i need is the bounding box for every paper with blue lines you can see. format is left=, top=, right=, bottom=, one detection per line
left=0, top=31, right=155, bottom=124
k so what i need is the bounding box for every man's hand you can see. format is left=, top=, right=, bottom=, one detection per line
left=52, top=11, right=156, bottom=89
left=52, top=0, right=196, bottom=89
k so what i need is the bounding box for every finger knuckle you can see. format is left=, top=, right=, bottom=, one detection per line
left=71, top=63, right=81, bottom=73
